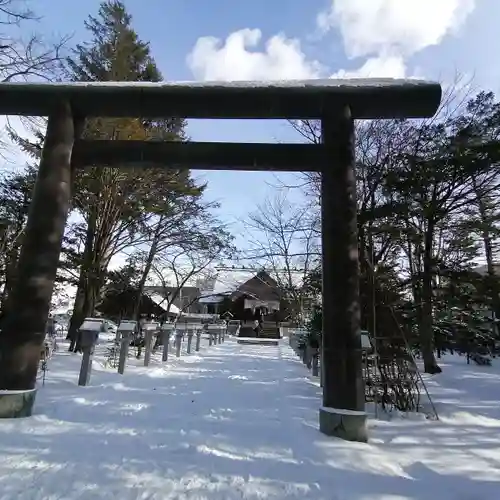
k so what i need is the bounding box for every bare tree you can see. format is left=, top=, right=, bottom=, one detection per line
left=132, top=190, right=225, bottom=321
left=0, top=0, right=69, bottom=150
left=0, top=0, right=67, bottom=83
left=150, top=242, right=229, bottom=321
left=242, top=190, right=319, bottom=322
left=284, top=77, right=486, bottom=373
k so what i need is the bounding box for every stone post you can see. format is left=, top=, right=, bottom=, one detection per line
left=312, top=351, right=319, bottom=377
left=161, top=328, right=173, bottom=362
left=175, top=331, right=183, bottom=357
left=78, top=341, right=94, bottom=386
left=306, top=346, right=313, bottom=369
left=77, top=323, right=100, bottom=386
left=118, top=332, right=130, bottom=375
left=117, top=321, right=137, bottom=375
left=143, top=324, right=157, bottom=367
left=186, top=331, right=194, bottom=354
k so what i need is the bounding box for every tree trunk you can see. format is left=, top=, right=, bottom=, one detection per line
left=67, top=207, right=98, bottom=347
left=133, top=222, right=162, bottom=321
left=84, top=262, right=105, bottom=315
left=0, top=102, right=77, bottom=390
left=476, top=191, right=500, bottom=335
left=68, top=284, right=85, bottom=344
left=420, top=223, right=441, bottom=374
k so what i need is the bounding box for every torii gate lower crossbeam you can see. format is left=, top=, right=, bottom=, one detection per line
left=0, top=80, right=441, bottom=442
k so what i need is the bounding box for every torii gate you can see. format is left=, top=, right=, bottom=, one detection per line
left=0, top=79, right=441, bottom=441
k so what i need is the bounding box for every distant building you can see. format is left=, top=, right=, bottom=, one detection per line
left=141, top=270, right=299, bottom=324
left=143, top=285, right=202, bottom=314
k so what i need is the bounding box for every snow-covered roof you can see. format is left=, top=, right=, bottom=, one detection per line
left=198, top=292, right=227, bottom=304
left=147, top=293, right=180, bottom=315
left=211, top=271, right=256, bottom=295
left=209, top=269, right=304, bottom=297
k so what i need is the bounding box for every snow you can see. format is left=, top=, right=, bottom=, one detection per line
left=0, top=341, right=499, bottom=499
left=147, top=293, right=180, bottom=315
left=198, top=293, right=225, bottom=304
left=237, top=337, right=280, bottom=343
left=0, top=78, right=436, bottom=90
left=212, top=270, right=251, bottom=295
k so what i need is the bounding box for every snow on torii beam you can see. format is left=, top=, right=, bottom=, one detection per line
left=0, top=79, right=440, bottom=119
left=0, top=80, right=442, bottom=437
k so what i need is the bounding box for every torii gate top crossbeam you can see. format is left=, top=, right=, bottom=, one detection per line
left=0, top=79, right=441, bottom=119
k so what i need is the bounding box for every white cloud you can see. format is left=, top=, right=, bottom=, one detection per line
left=331, top=54, right=407, bottom=79
left=187, top=29, right=409, bottom=81
left=187, top=28, right=322, bottom=81
left=317, top=0, right=476, bottom=59
left=186, top=1, right=477, bottom=82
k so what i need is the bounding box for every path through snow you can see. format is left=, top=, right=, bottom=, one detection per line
left=0, top=338, right=499, bottom=499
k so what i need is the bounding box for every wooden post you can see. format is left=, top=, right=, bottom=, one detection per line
left=195, top=332, right=202, bottom=351
left=0, top=101, right=79, bottom=397
left=319, top=105, right=367, bottom=442
left=209, top=332, right=213, bottom=346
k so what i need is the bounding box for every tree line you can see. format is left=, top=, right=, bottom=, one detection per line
left=246, top=89, right=500, bottom=373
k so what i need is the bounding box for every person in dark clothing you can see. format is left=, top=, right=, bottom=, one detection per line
left=255, top=308, right=263, bottom=328
left=253, top=319, right=260, bottom=336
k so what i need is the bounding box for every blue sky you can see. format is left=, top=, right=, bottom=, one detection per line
left=6, top=0, right=500, bottom=250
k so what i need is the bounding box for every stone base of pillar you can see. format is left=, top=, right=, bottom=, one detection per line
left=0, top=389, right=37, bottom=418
left=319, top=406, right=367, bottom=442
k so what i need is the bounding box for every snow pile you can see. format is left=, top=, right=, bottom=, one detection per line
left=0, top=339, right=498, bottom=499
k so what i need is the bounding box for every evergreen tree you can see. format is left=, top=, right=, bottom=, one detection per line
left=62, top=0, right=198, bottom=347
left=0, top=166, right=37, bottom=321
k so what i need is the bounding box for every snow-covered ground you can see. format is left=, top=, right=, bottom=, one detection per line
left=0, top=336, right=499, bottom=499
